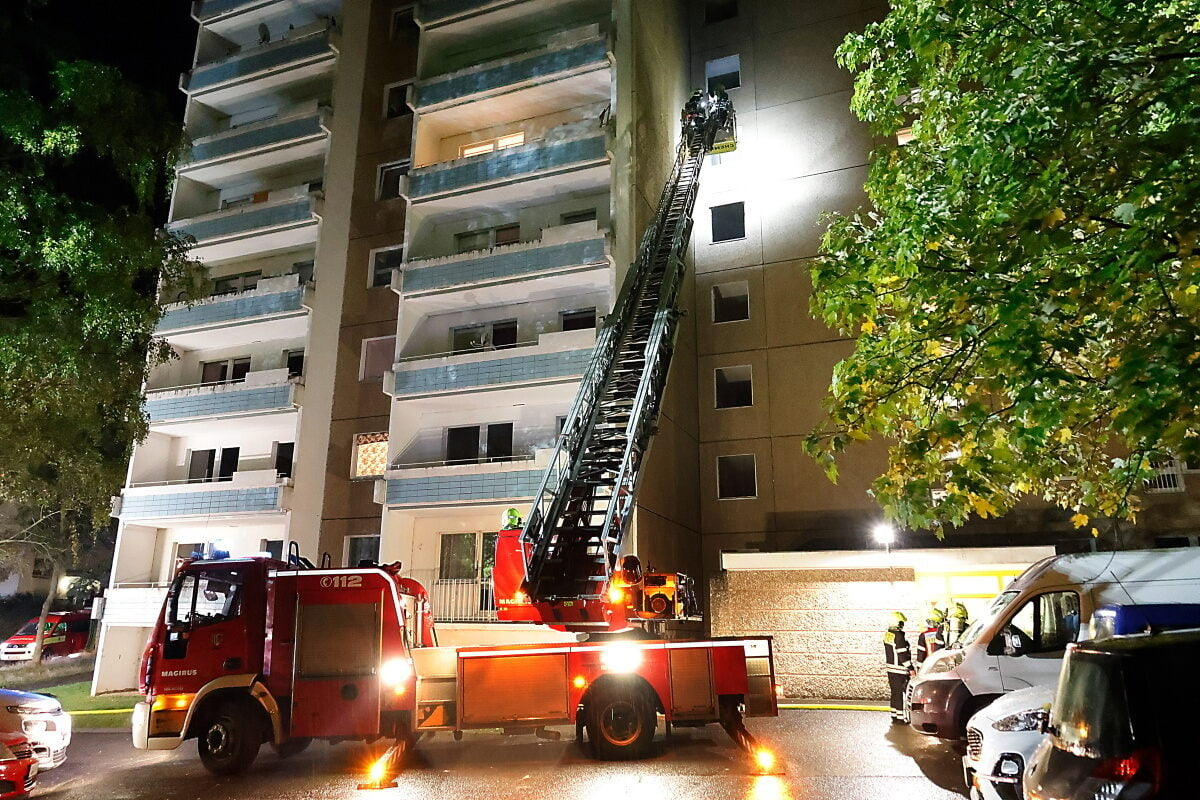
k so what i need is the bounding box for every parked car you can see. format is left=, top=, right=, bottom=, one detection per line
left=909, top=548, right=1200, bottom=739
left=0, top=689, right=71, bottom=770
left=0, top=611, right=91, bottom=662
left=0, top=731, right=37, bottom=798
left=962, top=685, right=1054, bottom=800
left=1026, top=629, right=1200, bottom=799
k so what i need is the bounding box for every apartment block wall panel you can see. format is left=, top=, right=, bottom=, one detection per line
left=385, top=469, right=543, bottom=505
left=402, top=237, right=606, bottom=293
left=120, top=487, right=282, bottom=519
left=158, top=286, right=305, bottom=332
left=393, top=348, right=591, bottom=396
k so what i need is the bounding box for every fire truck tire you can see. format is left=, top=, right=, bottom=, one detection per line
left=271, top=737, right=311, bottom=758
left=585, top=680, right=656, bottom=760
left=196, top=698, right=265, bottom=775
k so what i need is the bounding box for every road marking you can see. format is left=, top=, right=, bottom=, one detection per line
left=779, top=703, right=890, bottom=712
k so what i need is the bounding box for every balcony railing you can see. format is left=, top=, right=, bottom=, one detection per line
left=145, top=371, right=300, bottom=423
left=416, top=32, right=608, bottom=109
left=400, top=228, right=607, bottom=295
left=184, top=26, right=334, bottom=94
left=407, top=569, right=497, bottom=622
left=102, top=585, right=169, bottom=627
left=416, top=0, right=513, bottom=26
left=158, top=273, right=306, bottom=333
left=407, top=129, right=607, bottom=200
left=168, top=190, right=318, bottom=245
left=384, top=467, right=545, bottom=507
left=185, top=109, right=328, bottom=166
left=117, top=471, right=286, bottom=521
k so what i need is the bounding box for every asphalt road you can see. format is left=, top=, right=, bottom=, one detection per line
left=35, top=710, right=967, bottom=800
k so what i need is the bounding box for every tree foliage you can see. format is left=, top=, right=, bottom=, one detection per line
left=807, top=0, right=1200, bottom=536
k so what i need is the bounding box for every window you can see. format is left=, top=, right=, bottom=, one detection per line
left=346, top=535, right=380, bottom=567
left=384, top=82, right=412, bottom=120
left=166, top=569, right=244, bottom=631
left=391, top=7, right=416, bottom=39
left=704, top=0, right=738, bottom=23
left=705, top=54, right=741, bottom=92
left=371, top=245, right=404, bottom=288
left=261, top=539, right=284, bottom=560
left=561, top=208, right=597, bottom=225
left=459, top=132, right=525, bottom=158
left=212, top=271, right=260, bottom=295
left=712, top=281, right=749, bottom=322
left=201, top=356, right=251, bottom=385
left=378, top=160, right=410, bottom=200
left=451, top=320, right=517, bottom=352
left=1003, top=591, right=1081, bottom=654
left=437, top=532, right=498, bottom=594
left=274, top=442, right=294, bottom=479
left=486, top=423, right=513, bottom=462
left=286, top=349, right=305, bottom=377
left=217, top=447, right=240, bottom=481
left=360, top=335, right=396, bottom=381
left=711, top=202, right=746, bottom=242
left=353, top=432, right=389, bottom=478
left=454, top=223, right=519, bottom=253
left=188, top=449, right=215, bottom=483
left=1147, top=459, right=1185, bottom=493
left=561, top=308, right=597, bottom=332
left=446, top=426, right=480, bottom=464
left=896, top=126, right=915, bottom=145
left=715, top=365, right=753, bottom=408
left=291, top=259, right=315, bottom=284
left=717, top=453, right=756, bottom=499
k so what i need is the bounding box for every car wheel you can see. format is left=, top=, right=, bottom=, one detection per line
left=585, top=680, right=656, bottom=760
left=197, top=699, right=264, bottom=775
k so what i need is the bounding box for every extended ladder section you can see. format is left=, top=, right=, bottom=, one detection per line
left=516, top=99, right=734, bottom=625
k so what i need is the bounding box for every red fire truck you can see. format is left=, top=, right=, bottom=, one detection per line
left=133, top=557, right=776, bottom=774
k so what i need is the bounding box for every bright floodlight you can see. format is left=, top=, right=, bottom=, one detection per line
left=872, top=522, right=896, bottom=546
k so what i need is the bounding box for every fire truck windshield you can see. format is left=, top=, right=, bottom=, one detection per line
left=167, top=569, right=244, bottom=628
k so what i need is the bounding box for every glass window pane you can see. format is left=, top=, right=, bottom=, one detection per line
left=717, top=454, right=756, bottom=498
left=439, top=533, right=477, bottom=580
left=711, top=202, right=746, bottom=242
left=347, top=535, right=380, bottom=566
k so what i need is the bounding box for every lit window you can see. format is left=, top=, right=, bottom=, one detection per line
left=711, top=201, right=746, bottom=243
left=496, top=132, right=525, bottom=149
left=461, top=141, right=495, bottom=158
left=717, top=454, right=756, bottom=499
left=360, top=335, right=396, bottom=381
left=715, top=365, right=753, bottom=408
left=712, top=281, right=749, bottom=322
left=705, top=54, right=741, bottom=93
left=896, top=126, right=914, bottom=145
left=353, top=432, right=389, bottom=478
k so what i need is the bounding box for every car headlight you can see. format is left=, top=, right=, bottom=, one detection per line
left=6, top=705, right=47, bottom=715
left=921, top=648, right=964, bottom=675
left=992, top=708, right=1046, bottom=732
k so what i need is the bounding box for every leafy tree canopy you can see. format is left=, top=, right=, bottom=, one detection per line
left=807, top=0, right=1200, bottom=537
left=0, top=1, right=200, bottom=529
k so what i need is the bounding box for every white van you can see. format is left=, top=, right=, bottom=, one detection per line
left=908, top=547, right=1200, bottom=739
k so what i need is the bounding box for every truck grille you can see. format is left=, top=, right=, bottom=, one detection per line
left=965, top=727, right=983, bottom=760
left=9, top=743, right=33, bottom=762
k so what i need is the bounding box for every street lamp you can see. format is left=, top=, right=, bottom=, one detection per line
left=872, top=522, right=896, bottom=553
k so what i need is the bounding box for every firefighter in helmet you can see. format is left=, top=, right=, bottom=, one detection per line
left=682, top=88, right=706, bottom=127
left=501, top=507, right=523, bottom=530
left=883, top=611, right=912, bottom=723
left=946, top=601, right=969, bottom=644
left=915, top=606, right=947, bottom=667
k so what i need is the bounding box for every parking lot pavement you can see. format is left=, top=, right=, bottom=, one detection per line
left=37, top=709, right=967, bottom=800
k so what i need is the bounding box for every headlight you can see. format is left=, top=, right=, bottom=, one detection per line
left=921, top=648, right=964, bottom=675
left=6, top=705, right=51, bottom=715
left=380, top=658, right=413, bottom=687
left=992, top=708, right=1046, bottom=733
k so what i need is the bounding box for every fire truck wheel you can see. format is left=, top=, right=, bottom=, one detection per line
left=197, top=698, right=265, bottom=775
left=585, top=680, right=656, bottom=760
left=271, top=737, right=311, bottom=759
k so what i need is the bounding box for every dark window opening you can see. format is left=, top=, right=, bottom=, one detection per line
left=347, top=535, right=380, bottom=568
left=705, top=54, right=742, bottom=92
left=491, top=319, right=518, bottom=348
left=717, top=454, right=756, bottom=498
left=379, top=161, right=410, bottom=200
left=385, top=83, right=412, bottom=120
left=712, top=281, right=749, bottom=322
left=711, top=201, right=746, bottom=242
left=372, top=247, right=403, bottom=288
left=188, top=449, right=216, bottom=483
left=286, top=350, right=305, bottom=378
left=704, top=0, right=738, bottom=24
left=715, top=365, right=753, bottom=408
left=561, top=308, right=597, bottom=332
left=218, top=447, right=240, bottom=481
left=391, top=8, right=417, bottom=39
left=494, top=223, right=520, bottom=247
left=447, top=426, right=481, bottom=464
left=487, top=423, right=514, bottom=462
left=275, top=442, right=295, bottom=479
left=561, top=208, right=597, bottom=225
left=291, top=260, right=315, bottom=284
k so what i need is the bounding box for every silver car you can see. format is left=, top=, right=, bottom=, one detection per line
left=962, top=684, right=1053, bottom=800
left=0, top=689, right=71, bottom=770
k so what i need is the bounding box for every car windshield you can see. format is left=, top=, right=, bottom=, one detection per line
left=1052, top=653, right=1133, bottom=759
left=957, top=590, right=1019, bottom=647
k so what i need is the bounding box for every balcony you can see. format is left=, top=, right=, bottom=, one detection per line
left=116, top=470, right=289, bottom=524
left=157, top=273, right=310, bottom=350
left=382, top=457, right=546, bottom=507
left=405, top=569, right=496, bottom=622
left=101, top=585, right=169, bottom=627
left=390, top=329, right=593, bottom=400
left=146, top=370, right=301, bottom=434
left=168, top=188, right=320, bottom=263
left=192, top=0, right=266, bottom=22
left=416, top=0, right=513, bottom=27
left=416, top=31, right=608, bottom=111
left=397, top=224, right=608, bottom=310
left=182, top=25, right=336, bottom=111
left=407, top=127, right=609, bottom=211
left=181, top=108, right=330, bottom=185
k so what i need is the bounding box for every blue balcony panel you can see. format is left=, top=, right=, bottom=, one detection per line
left=121, top=487, right=282, bottom=519
left=188, top=114, right=325, bottom=164
left=403, top=237, right=606, bottom=294
left=158, top=287, right=304, bottom=332
left=170, top=197, right=314, bottom=244
left=147, top=383, right=295, bottom=423
left=417, top=39, right=608, bottom=108
left=393, top=348, right=591, bottom=397
left=386, top=470, right=543, bottom=506
left=186, top=31, right=333, bottom=93
left=408, top=135, right=606, bottom=199
left=193, top=0, right=264, bottom=20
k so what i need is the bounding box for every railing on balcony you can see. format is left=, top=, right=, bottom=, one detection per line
left=407, top=569, right=497, bottom=622
left=384, top=468, right=544, bottom=506
left=168, top=190, right=318, bottom=244
left=184, top=25, right=334, bottom=93
left=118, top=484, right=284, bottom=521
left=158, top=273, right=306, bottom=333
left=416, top=0, right=512, bottom=26
left=407, top=129, right=607, bottom=200
left=392, top=344, right=592, bottom=397
left=400, top=231, right=607, bottom=295
left=145, top=371, right=300, bottom=423
left=390, top=453, right=536, bottom=470
left=185, top=109, right=328, bottom=165
left=416, top=31, right=608, bottom=108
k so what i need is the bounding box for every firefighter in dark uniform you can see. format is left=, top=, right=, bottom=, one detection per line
left=883, top=611, right=912, bottom=723
left=915, top=607, right=947, bottom=668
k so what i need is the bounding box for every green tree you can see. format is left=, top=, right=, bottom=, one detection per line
left=0, top=1, right=200, bottom=658
left=806, top=0, right=1200, bottom=539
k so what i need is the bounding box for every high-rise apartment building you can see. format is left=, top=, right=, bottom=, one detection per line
left=93, top=0, right=1200, bottom=698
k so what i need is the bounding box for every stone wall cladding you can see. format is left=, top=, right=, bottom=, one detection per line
left=710, top=568, right=925, bottom=700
